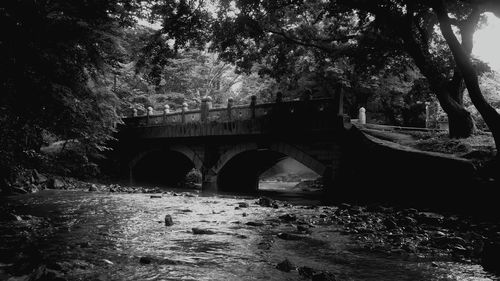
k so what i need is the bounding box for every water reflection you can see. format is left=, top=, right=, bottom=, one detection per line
left=0, top=189, right=498, bottom=281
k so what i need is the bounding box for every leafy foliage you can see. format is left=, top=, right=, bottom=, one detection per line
left=0, top=0, right=142, bottom=179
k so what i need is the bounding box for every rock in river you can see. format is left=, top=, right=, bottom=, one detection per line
left=192, top=228, right=216, bottom=235
left=257, top=197, right=273, bottom=207
left=298, top=266, right=315, bottom=278
left=276, top=259, right=295, bottom=272
left=312, top=271, right=337, bottom=281
left=238, top=202, right=249, bottom=208
left=277, top=233, right=305, bottom=241
left=246, top=221, right=265, bottom=227
left=48, top=178, right=66, bottom=189
left=164, top=215, right=174, bottom=226
left=140, top=256, right=153, bottom=264
left=279, top=214, right=297, bottom=222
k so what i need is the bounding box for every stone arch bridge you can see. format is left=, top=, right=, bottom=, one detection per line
left=112, top=92, right=476, bottom=204
left=113, top=93, right=348, bottom=192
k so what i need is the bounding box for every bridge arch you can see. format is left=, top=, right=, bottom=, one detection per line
left=213, top=142, right=327, bottom=192
left=129, top=147, right=201, bottom=187
left=213, top=142, right=326, bottom=176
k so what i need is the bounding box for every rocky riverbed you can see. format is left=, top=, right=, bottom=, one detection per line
left=1, top=182, right=499, bottom=281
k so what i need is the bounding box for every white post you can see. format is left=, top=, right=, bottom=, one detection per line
left=147, top=106, right=154, bottom=116
left=358, top=107, right=366, bottom=125
left=132, top=108, right=138, bottom=117
left=424, top=102, right=431, bottom=128
left=164, top=104, right=170, bottom=114
left=206, top=96, right=213, bottom=110
left=181, top=102, right=188, bottom=123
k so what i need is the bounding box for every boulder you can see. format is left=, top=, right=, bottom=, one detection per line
left=78, top=241, right=92, bottom=248
left=32, top=169, right=48, bottom=183
left=27, top=184, right=40, bottom=193
left=246, top=221, right=265, bottom=227
left=192, top=228, right=216, bottom=235
left=48, top=178, right=66, bottom=189
left=366, top=205, right=393, bottom=213
left=338, top=203, right=351, bottom=210
left=431, top=236, right=468, bottom=249
left=238, top=202, right=249, bottom=208
left=26, top=265, right=67, bottom=281
left=139, top=256, right=152, bottom=264
left=276, top=259, right=295, bottom=272
left=10, top=186, right=29, bottom=194
left=279, top=214, right=297, bottom=222
left=88, top=184, right=98, bottom=192
left=164, top=215, right=174, bottom=226
left=417, top=212, right=444, bottom=225
left=398, top=216, right=417, bottom=227
left=0, top=212, right=23, bottom=221
left=257, top=197, right=273, bottom=207
left=297, top=225, right=312, bottom=234
left=298, top=266, right=315, bottom=278
left=383, top=218, right=398, bottom=230
left=277, top=233, right=304, bottom=241
left=312, top=272, right=337, bottom=281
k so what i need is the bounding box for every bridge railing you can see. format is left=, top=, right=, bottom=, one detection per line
left=122, top=97, right=340, bottom=128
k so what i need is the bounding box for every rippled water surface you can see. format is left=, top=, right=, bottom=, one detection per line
left=0, top=188, right=498, bottom=281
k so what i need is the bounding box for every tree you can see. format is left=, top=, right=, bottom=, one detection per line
left=199, top=0, right=500, bottom=156
left=431, top=0, right=500, bottom=151
left=337, top=0, right=500, bottom=152
left=0, top=0, right=144, bottom=179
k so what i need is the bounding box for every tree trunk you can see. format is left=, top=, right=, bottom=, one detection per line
left=447, top=70, right=475, bottom=138
left=434, top=1, right=500, bottom=154
left=401, top=30, right=474, bottom=138
left=448, top=108, right=475, bottom=138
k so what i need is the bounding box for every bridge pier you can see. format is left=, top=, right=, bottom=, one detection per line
left=201, top=173, right=218, bottom=192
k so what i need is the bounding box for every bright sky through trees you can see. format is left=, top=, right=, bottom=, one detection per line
left=474, top=13, right=500, bottom=72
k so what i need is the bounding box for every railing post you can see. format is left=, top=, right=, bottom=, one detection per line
left=358, top=107, right=366, bottom=125
left=132, top=108, right=138, bottom=117
left=181, top=102, right=188, bottom=124
left=206, top=96, right=213, bottom=110
left=425, top=102, right=431, bottom=128
left=201, top=97, right=209, bottom=122
left=163, top=104, right=170, bottom=122
left=250, top=95, right=257, bottom=119
left=334, top=84, right=344, bottom=116
left=227, top=98, right=234, bottom=120
left=147, top=106, right=153, bottom=124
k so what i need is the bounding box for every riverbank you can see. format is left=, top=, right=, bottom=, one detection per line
left=357, top=124, right=497, bottom=173
left=1, top=185, right=499, bottom=280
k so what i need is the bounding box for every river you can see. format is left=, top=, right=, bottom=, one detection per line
left=0, top=184, right=498, bottom=281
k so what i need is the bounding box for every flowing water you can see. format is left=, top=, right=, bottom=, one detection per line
left=0, top=186, right=498, bottom=281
